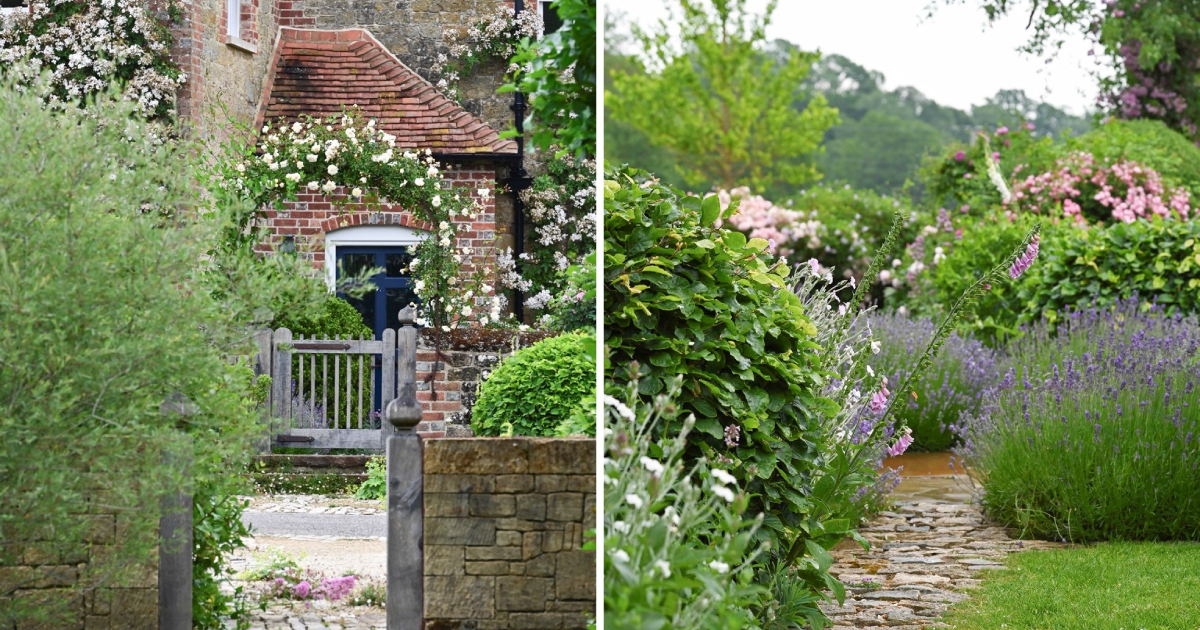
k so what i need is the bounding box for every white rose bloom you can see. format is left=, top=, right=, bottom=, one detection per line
left=307, top=154, right=318, bottom=162
left=415, top=280, right=425, bottom=292
left=351, top=188, right=363, bottom=197
left=262, top=125, right=270, bottom=133
left=327, top=164, right=338, bottom=176
left=322, top=181, right=336, bottom=193
left=286, top=173, right=301, bottom=182
left=432, top=195, right=441, bottom=207
left=308, top=181, right=319, bottom=190
left=292, top=122, right=303, bottom=133
left=415, top=178, right=425, bottom=186
left=461, top=306, right=472, bottom=316
left=478, top=188, right=490, bottom=199
left=235, top=163, right=245, bottom=173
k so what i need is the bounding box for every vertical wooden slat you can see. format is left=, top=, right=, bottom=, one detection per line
left=297, top=335, right=305, bottom=428
left=380, top=328, right=397, bottom=443
left=358, top=348, right=364, bottom=429
left=370, top=355, right=377, bottom=429
left=334, top=335, right=341, bottom=429
left=322, top=354, right=328, bottom=430
left=253, top=328, right=274, bottom=452
left=309, top=353, right=316, bottom=428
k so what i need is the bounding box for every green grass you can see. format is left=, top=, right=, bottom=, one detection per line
left=943, top=542, right=1200, bottom=630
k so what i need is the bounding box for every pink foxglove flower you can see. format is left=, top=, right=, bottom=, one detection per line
left=869, top=377, right=890, bottom=414
left=1009, top=233, right=1040, bottom=279
left=885, top=427, right=914, bottom=457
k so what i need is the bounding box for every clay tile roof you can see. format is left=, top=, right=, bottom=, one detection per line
left=256, top=28, right=516, bottom=155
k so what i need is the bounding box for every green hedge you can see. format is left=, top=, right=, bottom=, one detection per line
left=471, top=331, right=593, bottom=437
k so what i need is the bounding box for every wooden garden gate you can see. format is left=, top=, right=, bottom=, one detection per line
left=254, top=326, right=417, bottom=450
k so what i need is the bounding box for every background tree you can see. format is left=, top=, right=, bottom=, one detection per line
left=607, top=0, right=840, bottom=192
left=937, top=0, right=1200, bottom=139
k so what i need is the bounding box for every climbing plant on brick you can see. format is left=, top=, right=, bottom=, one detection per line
left=206, top=112, right=505, bottom=331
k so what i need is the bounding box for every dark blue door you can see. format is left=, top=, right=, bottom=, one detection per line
left=336, top=246, right=419, bottom=340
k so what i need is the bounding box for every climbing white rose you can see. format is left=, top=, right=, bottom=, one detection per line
left=432, top=195, right=441, bottom=207
left=327, top=164, right=338, bottom=176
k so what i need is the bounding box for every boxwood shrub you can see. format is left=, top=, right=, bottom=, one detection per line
left=604, top=164, right=831, bottom=545
left=471, top=331, right=593, bottom=437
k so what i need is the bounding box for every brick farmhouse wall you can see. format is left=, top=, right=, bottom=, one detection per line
left=423, top=438, right=595, bottom=630
left=413, top=329, right=558, bottom=438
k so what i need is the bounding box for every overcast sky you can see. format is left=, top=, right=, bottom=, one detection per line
left=604, top=0, right=1106, bottom=116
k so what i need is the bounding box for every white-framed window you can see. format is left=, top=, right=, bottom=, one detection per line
left=226, top=0, right=241, bottom=39
left=536, top=0, right=562, bottom=35
left=323, top=225, right=426, bottom=291
left=0, top=0, right=29, bottom=16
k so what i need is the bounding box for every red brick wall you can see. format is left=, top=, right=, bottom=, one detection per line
left=255, top=165, right=499, bottom=271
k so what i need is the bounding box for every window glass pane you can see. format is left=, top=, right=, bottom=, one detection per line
left=542, top=1, right=563, bottom=34
left=344, top=290, right=376, bottom=333
left=385, top=287, right=419, bottom=329
left=386, top=249, right=415, bottom=277
left=341, top=253, right=375, bottom=278
left=0, top=0, right=27, bottom=7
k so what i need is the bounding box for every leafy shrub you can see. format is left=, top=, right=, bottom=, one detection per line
left=716, top=184, right=919, bottom=305
left=784, top=184, right=919, bottom=299
left=471, top=331, right=592, bottom=436
left=272, top=295, right=373, bottom=339
left=1019, top=216, right=1200, bottom=324
left=957, top=301, right=1200, bottom=542
left=922, top=122, right=1058, bottom=213
left=862, top=312, right=999, bottom=451
left=355, top=456, right=386, bottom=500
left=1070, top=119, right=1200, bottom=197
left=604, top=165, right=830, bottom=545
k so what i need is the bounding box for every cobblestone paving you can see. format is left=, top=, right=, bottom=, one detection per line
left=242, top=494, right=384, bottom=515
left=822, top=476, right=1066, bottom=629
left=240, top=606, right=386, bottom=630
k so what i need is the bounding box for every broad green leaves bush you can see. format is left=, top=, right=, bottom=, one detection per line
left=471, top=331, right=594, bottom=436
left=1020, top=217, right=1200, bottom=324
left=604, top=164, right=829, bottom=545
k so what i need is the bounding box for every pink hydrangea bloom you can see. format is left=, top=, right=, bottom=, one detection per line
left=716, top=187, right=821, bottom=255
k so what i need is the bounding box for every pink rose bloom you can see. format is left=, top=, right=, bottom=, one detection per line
left=954, top=151, right=966, bottom=162
left=996, top=126, right=1009, bottom=135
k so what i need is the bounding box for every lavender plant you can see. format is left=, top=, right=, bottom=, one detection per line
left=956, top=299, right=1200, bottom=542
left=863, top=312, right=1000, bottom=452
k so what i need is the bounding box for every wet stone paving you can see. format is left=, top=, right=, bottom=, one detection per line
left=822, top=476, right=1066, bottom=629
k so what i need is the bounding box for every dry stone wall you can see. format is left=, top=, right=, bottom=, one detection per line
left=0, top=510, right=158, bottom=630
left=423, top=438, right=595, bottom=630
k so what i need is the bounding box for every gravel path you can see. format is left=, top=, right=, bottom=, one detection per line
left=822, top=476, right=1067, bottom=629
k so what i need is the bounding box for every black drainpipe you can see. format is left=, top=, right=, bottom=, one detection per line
left=510, top=0, right=533, bottom=322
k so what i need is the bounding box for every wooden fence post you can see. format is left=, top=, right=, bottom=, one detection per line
left=386, top=306, right=424, bottom=630
left=271, top=328, right=293, bottom=443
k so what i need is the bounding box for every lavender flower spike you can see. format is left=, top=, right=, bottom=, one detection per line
left=1009, top=233, right=1040, bottom=279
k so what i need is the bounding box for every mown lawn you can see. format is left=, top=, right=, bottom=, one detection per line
left=942, top=541, right=1200, bottom=630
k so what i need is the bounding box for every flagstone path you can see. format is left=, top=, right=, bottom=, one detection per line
left=821, top=475, right=1066, bottom=629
